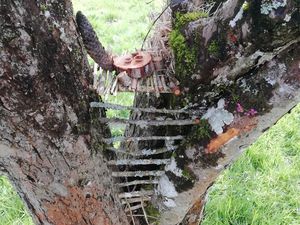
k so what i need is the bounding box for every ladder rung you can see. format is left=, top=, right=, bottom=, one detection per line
left=108, top=159, right=170, bottom=166
left=90, top=102, right=202, bottom=115
left=121, top=196, right=151, bottom=205
left=100, top=118, right=197, bottom=126
left=119, top=190, right=154, bottom=199
left=116, top=179, right=159, bottom=187
left=112, top=170, right=165, bottom=177
left=103, top=136, right=184, bottom=144
left=124, top=204, right=145, bottom=212
left=107, top=146, right=177, bottom=156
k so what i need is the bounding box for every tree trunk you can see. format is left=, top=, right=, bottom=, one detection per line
left=123, top=0, right=300, bottom=224
left=1, top=0, right=299, bottom=225
left=0, top=1, right=128, bottom=224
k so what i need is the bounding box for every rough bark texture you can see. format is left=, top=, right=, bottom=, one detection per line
left=121, top=0, right=299, bottom=224
left=0, top=1, right=128, bottom=224
left=0, top=0, right=299, bottom=225
left=156, top=0, right=300, bottom=224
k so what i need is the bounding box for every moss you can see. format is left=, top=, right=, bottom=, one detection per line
left=174, top=12, right=208, bottom=30
left=40, top=4, right=47, bottom=12
left=242, top=1, right=250, bottom=11
left=169, top=12, right=208, bottom=79
left=169, top=29, right=197, bottom=77
left=145, top=204, right=160, bottom=224
left=208, top=40, right=220, bottom=58
left=182, top=167, right=194, bottom=180
left=185, top=120, right=212, bottom=144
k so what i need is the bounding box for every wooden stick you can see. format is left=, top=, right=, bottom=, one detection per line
left=146, top=77, right=150, bottom=94
left=103, top=135, right=184, bottom=144
left=150, top=75, right=154, bottom=92
left=93, top=63, right=98, bottom=90
left=90, top=102, right=202, bottom=115
left=121, top=197, right=151, bottom=205
left=156, top=75, right=163, bottom=91
left=106, top=146, right=177, bottom=156
left=100, top=117, right=197, bottom=126
left=110, top=76, right=118, bottom=95
left=116, top=180, right=159, bottom=187
left=119, top=190, right=154, bottom=199
left=125, top=204, right=145, bottom=213
left=141, top=197, right=150, bottom=225
left=153, top=73, right=160, bottom=97
left=160, top=75, right=168, bottom=91
left=108, top=159, right=170, bottom=166
left=125, top=201, right=136, bottom=225
left=112, top=170, right=165, bottom=177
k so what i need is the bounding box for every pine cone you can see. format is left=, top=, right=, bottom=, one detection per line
left=76, top=11, right=114, bottom=71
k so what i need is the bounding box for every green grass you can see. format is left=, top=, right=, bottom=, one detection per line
left=202, top=104, right=300, bottom=225
left=1, top=1, right=300, bottom=225
left=72, top=0, right=165, bottom=133
left=0, top=176, right=33, bottom=225
left=72, top=0, right=164, bottom=54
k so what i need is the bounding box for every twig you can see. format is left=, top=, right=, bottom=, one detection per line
left=153, top=72, right=160, bottom=98
left=106, top=146, right=177, bottom=156
left=108, top=159, right=170, bottom=166
left=100, top=117, right=198, bottom=126
left=125, top=204, right=146, bottom=213
left=130, top=214, right=159, bottom=220
left=116, top=179, right=159, bottom=187
left=141, top=4, right=171, bottom=50
left=118, top=190, right=154, bottom=199
left=141, top=197, right=150, bottom=225
left=121, top=196, right=151, bottom=205
left=103, top=135, right=184, bottom=144
left=90, top=102, right=202, bottom=115
left=112, top=170, right=165, bottom=177
left=125, top=200, right=136, bottom=225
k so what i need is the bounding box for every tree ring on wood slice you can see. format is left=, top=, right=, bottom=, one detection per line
left=113, top=51, right=152, bottom=78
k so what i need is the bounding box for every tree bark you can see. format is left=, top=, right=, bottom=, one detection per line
left=1, top=0, right=299, bottom=225
left=0, top=1, right=128, bottom=224
left=122, top=0, right=300, bottom=224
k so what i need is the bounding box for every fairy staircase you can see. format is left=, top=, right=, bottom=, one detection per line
left=90, top=99, right=203, bottom=223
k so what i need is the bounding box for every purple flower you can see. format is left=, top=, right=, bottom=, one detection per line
left=245, top=108, right=258, bottom=117
left=236, top=103, right=244, bottom=113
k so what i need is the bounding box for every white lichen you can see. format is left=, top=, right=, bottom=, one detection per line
left=229, top=3, right=246, bottom=28
left=284, top=14, right=291, bottom=22
left=260, top=0, right=287, bottom=15
left=44, top=10, right=50, bottom=18
left=163, top=198, right=177, bottom=208
left=202, top=99, right=234, bottom=135
left=157, top=174, right=178, bottom=198
left=165, top=157, right=182, bottom=177
left=156, top=174, right=178, bottom=208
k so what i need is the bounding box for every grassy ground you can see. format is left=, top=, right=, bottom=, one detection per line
left=1, top=1, right=299, bottom=225
left=202, top=104, right=300, bottom=225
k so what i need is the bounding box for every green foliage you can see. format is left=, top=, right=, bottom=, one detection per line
left=169, top=12, right=207, bottom=77
left=169, top=29, right=197, bottom=77
left=208, top=40, right=220, bottom=57
left=182, top=168, right=194, bottom=180
left=185, top=119, right=211, bottom=144
left=242, top=1, right=250, bottom=11
left=174, top=12, right=208, bottom=30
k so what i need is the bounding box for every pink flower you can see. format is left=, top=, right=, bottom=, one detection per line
left=245, top=108, right=258, bottom=117
left=236, top=103, right=244, bottom=113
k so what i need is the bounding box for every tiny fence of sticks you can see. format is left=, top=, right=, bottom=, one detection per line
left=91, top=100, right=204, bottom=224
